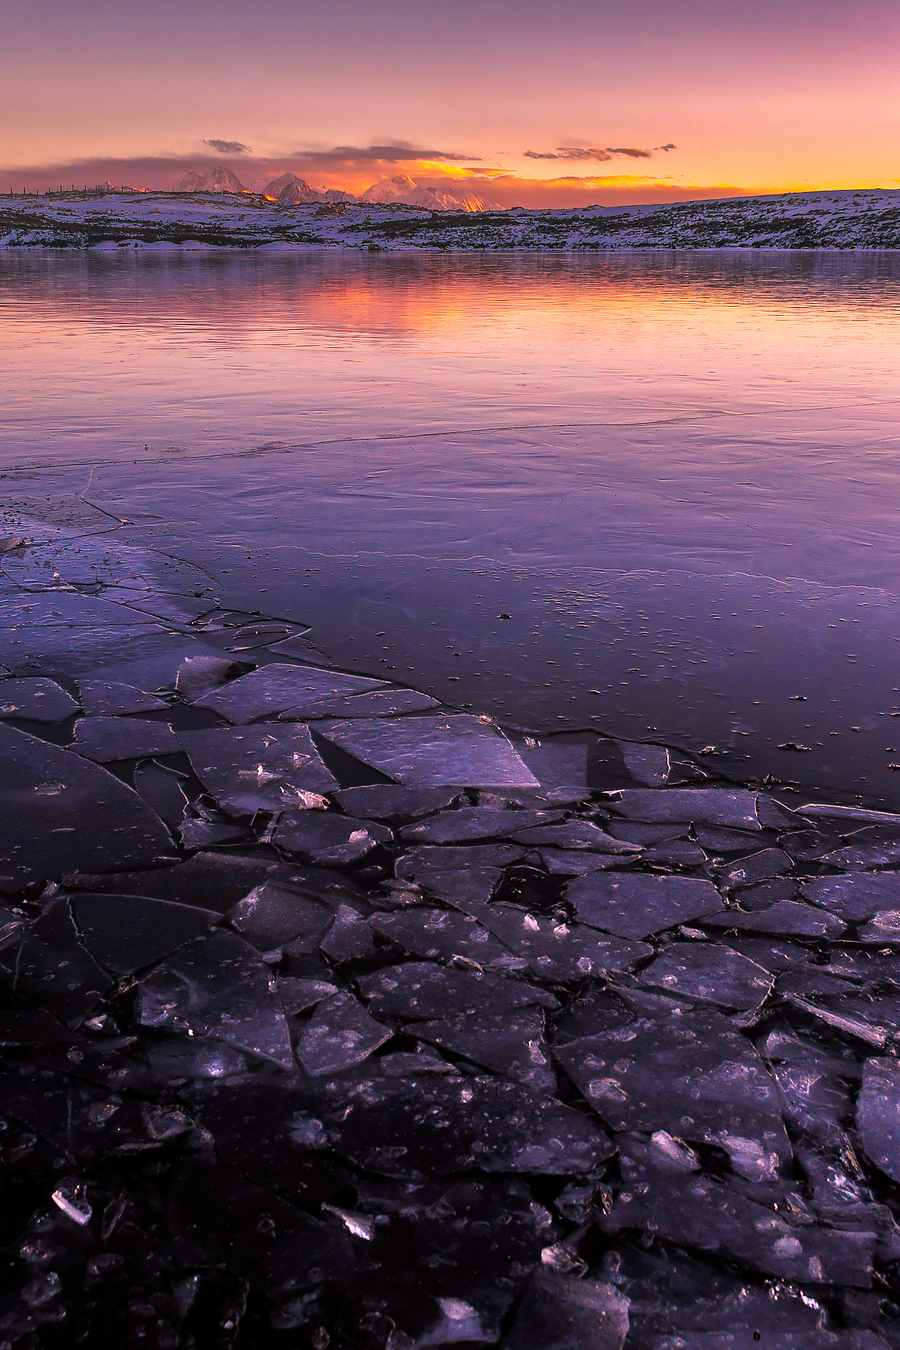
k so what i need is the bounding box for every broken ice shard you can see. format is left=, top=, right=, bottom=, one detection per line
left=179, top=723, right=338, bottom=814
left=295, top=991, right=392, bottom=1075
left=701, top=900, right=846, bottom=939
left=71, top=715, right=180, bottom=762
left=358, top=961, right=557, bottom=1018
left=453, top=902, right=651, bottom=980
left=316, top=1072, right=613, bottom=1177
left=317, top=714, right=541, bottom=787
left=617, top=740, right=671, bottom=787
left=0, top=677, right=79, bottom=723
left=503, top=1268, right=629, bottom=1350
left=512, top=821, right=641, bottom=852
left=273, top=811, right=392, bottom=865
left=0, top=723, right=171, bottom=887
left=399, top=806, right=563, bottom=844
left=857, top=1057, right=900, bottom=1183
left=602, top=1166, right=874, bottom=1286
left=227, top=881, right=333, bottom=952
left=715, top=848, right=792, bottom=891
left=801, top=873, right=900, bottom=923
left=193, top=661, right=385, bottom=723
left=566, top=873, right=722, bottom=940
left=15, top=899, right=112, bottom=1024
left=282, top=687, right=439, bottom=718
left=608, top=788, right=761, bottom=829
left=333, top=784, right=460, bottom=820
left=76, top=679, right=168, bottom=716
left=371, top=908, right=517, bottom=967
left=554, top=1007, right=791, bottom=1178
left=73, top=893, right=220, bottom=974
left=410, top=1008, right=556, bottom=1092
left=135, top=928, right=293, bottom=1066
left=636, top=942, right=773, bottom=1010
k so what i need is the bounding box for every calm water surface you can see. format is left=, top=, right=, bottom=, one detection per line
left=3, top=249, right=900, bottom=800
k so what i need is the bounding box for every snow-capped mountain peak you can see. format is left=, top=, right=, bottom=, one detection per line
left=177, top=164, right=245, bottom=194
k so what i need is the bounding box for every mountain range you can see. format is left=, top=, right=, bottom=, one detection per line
left=177, top=165, right=499, bottom=212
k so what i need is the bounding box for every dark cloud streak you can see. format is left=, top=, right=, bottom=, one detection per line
left=524, top=145, right=656, bottom=161
left=204, top=139, right=251, bottom=153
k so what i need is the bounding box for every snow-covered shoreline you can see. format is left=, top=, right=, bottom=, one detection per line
left=2, top=187, right=900, bottom=251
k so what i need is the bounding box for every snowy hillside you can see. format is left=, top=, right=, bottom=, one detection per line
left=2, top=187, right=900, bottom=250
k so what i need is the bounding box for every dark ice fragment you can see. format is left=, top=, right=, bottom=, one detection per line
left=71, top=715, right=180, bottom=762
left=637, top=943, right=773, bottom=1010
left=318, top=1072, right=613, bottom=1177
left=762, top=1030, right=856, bottom=1150
left=358, top=961, right=558, bottom=1018
left=194, top=661, right=385, bottom=723
left=371, top=908, right=517, bottom=968
left=857, top=911, right=900, bottom=943
left=779, top=828, right=842, bottom=861
left=567, top=873, right=722, bottom=940
left=539, top=850, right=632, bottom=876
left=602, top=1166, right=875, bottom=1286
left=737, top=876, right=797, bottom=910
left=513, top=741, right=589, bottom=793
left=282, top=686, right=438, bottom=718
left=857, top=1057, right=900, bottom=1183
left=821, top=837, right=900, bottom=871
left=0, top=677, right=79, bottom=722
left=76, top=679, right=168, bottom=716
left=607, top=820, right=688, bottom=844
left=0, top=723, right=171, bottom=887
left=609, top=789, right=761, bottom=829
left=400, top=806, right=563, bottom=844
left=396, top=843, right=524, bottom=882
left=318, top=903, right=377, bottom=962
left=333, top=783, right=460, bottom=820
left=227, top=881, right=332, bottom=952
left=135, top=929, right=293, bottom=1066
left=617, top=740, right=671, bottom=787
left=0, top=1011, right=80, bottom=1044
left=554, top=1008, right=790, bottom=1178
left=456, top=902, right=651, bottom=980
left=715, top=848, right=792, bottom=891
left=503, top=1268, right=629, bottom=1350
left=410, top=1008, right=555, bottom=1091
left=642, top=839, right=707, bottom=866
left=419, top=866, right=502, bottom=906
left=514, top=820, right=642, bottom=852
left=179, top=816, right=252, bottom=849
left=276, top=975, right=338, bottom=1014
left=318, top=714, right=541, bottom=787
left=133, top=761, right=188, bottom=826
left=144, top=1038, right=248, bottom=1080
left=15, top=899, right=113, bottom=1024
left=64, top=849, right=357, bottom=913
left=73, top=892, right=220, bottom=974
left=801, top=873, right=900, bottom=923
left=179, top=723, right=338, bottom=814
left=0, top=1062, right=149, bottom=1162
left=274, top=811, right=391, bottom=864
left=296, top=991, right=392, bottom=1075
left=695, top=826, right=765, bottom=853
left=701, top=900, right=846, bottom=939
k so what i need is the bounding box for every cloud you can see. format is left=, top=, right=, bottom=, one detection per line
left=657, top=143, right=677, bottom=152
left=524, top=145, right=654, bottom=162
left=292, top=143, right=481, bottom=164
left=204, top=139, right=251, bottom=154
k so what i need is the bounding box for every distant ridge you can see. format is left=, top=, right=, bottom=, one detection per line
left=178, top=164, right=245, bottom=193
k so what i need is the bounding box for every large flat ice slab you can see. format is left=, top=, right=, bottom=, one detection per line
left=317, top=714, right=541, bottom=787
left=179, top=724, right=338, bottom=814
left=194, top=662, right=385, bottom=724
left=0, top=724, right=172, bottom=888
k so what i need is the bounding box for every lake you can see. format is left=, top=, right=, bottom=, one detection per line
left=3, top=247, right=900, bottom=801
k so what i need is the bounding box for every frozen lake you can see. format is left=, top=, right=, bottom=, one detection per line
left=3, top=248, right=900, bottom=801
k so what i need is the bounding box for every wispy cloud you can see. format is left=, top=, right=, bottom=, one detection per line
left=204, top=139, right=251, bottom=154
left=293, top=143, right=481, bottom=164
left=524, top=145, right=655, bottom=162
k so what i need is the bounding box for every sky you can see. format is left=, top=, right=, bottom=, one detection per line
left=2, top=0, right=899, bottom=208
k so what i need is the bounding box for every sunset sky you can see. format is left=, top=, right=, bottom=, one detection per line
left=2, top=0, right=898, bottom=207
